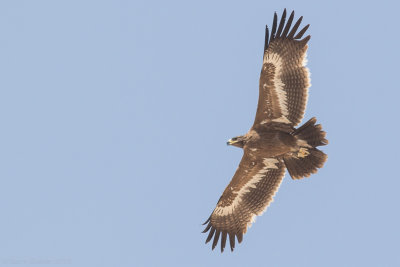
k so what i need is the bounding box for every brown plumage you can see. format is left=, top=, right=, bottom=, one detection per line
left=202, top=9, right=328, bottom=252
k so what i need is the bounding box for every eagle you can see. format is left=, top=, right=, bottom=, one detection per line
left=202, top=9, right=328, bottom=252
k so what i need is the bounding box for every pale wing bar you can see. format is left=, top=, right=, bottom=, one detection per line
left=202, top=155, right=286, bottom=252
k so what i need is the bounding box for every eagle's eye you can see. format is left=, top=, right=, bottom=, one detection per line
left=232, top=137, right=238, bottom=141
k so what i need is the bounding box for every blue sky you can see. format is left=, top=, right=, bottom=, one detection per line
left=1, top=0, right=400, bottom=266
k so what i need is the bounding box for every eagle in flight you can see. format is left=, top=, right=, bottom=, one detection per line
left=202, top=9, right=328, bottom=252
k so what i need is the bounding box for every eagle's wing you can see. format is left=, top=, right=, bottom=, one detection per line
left=202, top=150, right=286, bottom=252
left=253, top=9, right=311, bottom=127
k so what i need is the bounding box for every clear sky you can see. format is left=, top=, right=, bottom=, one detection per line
left=1, top=0, right=400, bottom=266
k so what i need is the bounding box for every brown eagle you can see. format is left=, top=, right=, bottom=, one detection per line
left=202, top=9, right=328, bottom=252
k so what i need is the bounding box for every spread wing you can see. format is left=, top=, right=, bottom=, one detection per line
left=254, top=9, right=311, bottom=127
left=202, top=150, right=286, bottom=252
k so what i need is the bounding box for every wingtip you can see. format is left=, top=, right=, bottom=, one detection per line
left=302, top=34, right=311, bottom=44
left=294, top=24, right=310, bottom=39
left=268, top=9, right=311, bottom=44
left=264, top=25, right=270, bottom=51
left=202, top=222, right=212, bottom=233
left=202, top=216, right=210, bottom=225
left=211, top=230, right=220, bottom=250
left=205, top=227, right=216, bottom=244
left=237, top=232, right=243, bottom=243
left=276, top=9, right=287, bottom=37
left=229, top=232, right=235, bottom=252
left=271, top=12, right=278, bottom=39
left=220, top=231, right=227, bottom=253
left=282, top=9, right=295, bottom=37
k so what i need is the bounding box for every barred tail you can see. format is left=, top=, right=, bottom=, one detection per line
left=284, top=117, right=328, bottom=180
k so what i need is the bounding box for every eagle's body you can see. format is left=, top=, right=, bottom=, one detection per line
left=202, top=9, right=328, bottom=252
left=252, top=133, right=292, bottom=157
left=242, top=128, right=295, bottom=157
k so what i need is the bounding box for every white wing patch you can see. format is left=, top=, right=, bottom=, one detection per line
left=263, top=52, right=289, bottom=119
left=246, top=158, right=283, bottom=230
left=263, top=158, right=279, bottom=169
left=213, top=158, right=280, bottom=219
left=260, top=116, right=291, bottom=125
left=302, top=50, right=309, bottom=67
left=300, top=50, right=311, bottom=119
left=272, top=116, right=291, bottom=124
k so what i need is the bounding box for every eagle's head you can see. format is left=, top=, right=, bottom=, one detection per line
left=227, top=136, right=246, bottom=148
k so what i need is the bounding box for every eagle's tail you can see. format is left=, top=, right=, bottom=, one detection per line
left=284, top=117, right=328, bottom=179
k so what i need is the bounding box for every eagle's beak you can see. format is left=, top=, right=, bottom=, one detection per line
left=227, top=139, right=234, bottom=146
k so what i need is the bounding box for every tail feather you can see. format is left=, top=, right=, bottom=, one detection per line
left=292, top=117, right=328, bottom=147
left=284, top=148, right=327, bottom=179
left=285, top=117, right=328, bottom=179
